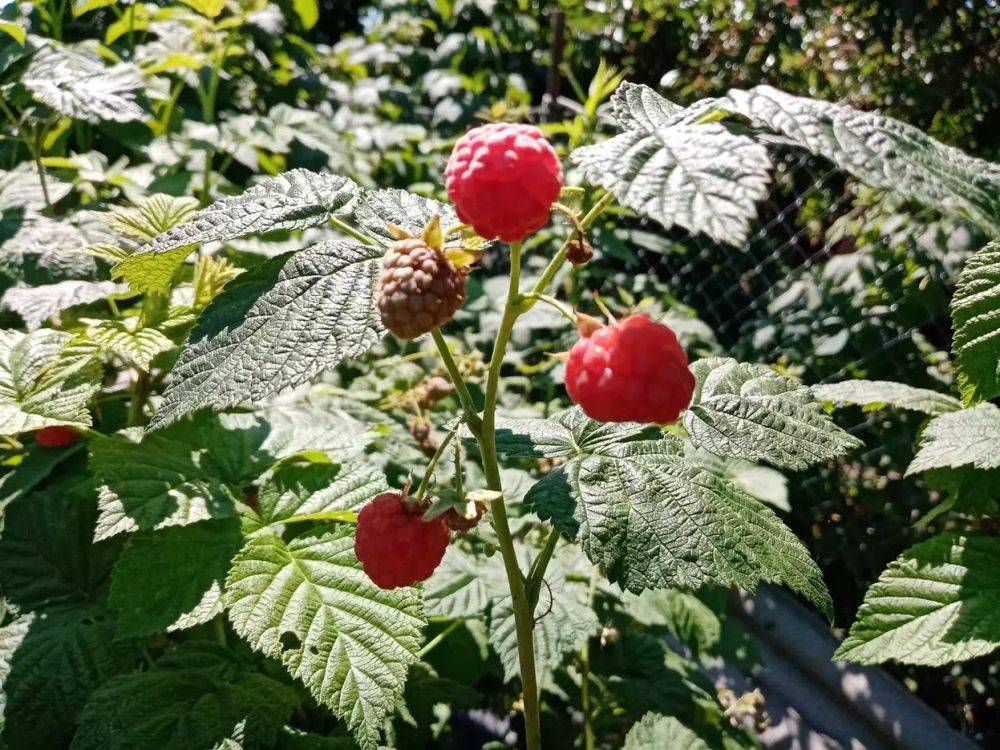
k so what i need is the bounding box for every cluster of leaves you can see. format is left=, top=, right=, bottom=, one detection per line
left=814, top=238, right=1000, bottom=667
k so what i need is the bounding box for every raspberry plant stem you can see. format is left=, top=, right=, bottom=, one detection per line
left=418, top=618, right=464, bottom=658
left=525, top=529, right=560, bottom=610
left=413, top=423, right=458, bottom=501
left=430, top=328, right=482, bottom=434
left=528, top=191, right=614, bottom=300
left=473, top=241, right=545, bottom=750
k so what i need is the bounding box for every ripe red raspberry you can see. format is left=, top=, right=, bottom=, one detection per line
left=354, top=492, right=450, bottom=589
left=445, top=123, right=563, bottom=242
left=565, top=314, right=695, bottom=424
left=35, top=425, right=81, bottom=448
left=379, top=238, right=467, bottom=339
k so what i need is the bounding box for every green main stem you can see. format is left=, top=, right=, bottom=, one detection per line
left=428, top=194, right=614, bottom=750
left=476, top=242, right=544, bottom=750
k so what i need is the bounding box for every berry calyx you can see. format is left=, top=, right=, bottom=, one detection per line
left=445, top=123, right=563, bottom=243
left=378, top=223, right=467, bottom=339
left=35, top=425, right=81, bottom=448
left=565, top=313, right=695, bottom=425
left=354, top=491, right=450, bottom=589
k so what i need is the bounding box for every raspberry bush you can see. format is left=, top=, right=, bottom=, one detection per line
left=0, top=6, right=997, bottom=749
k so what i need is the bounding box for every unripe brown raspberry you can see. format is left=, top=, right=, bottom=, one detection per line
left=407, top=415, right=431, bottom=442
left=379, top=238, right=466, bottom=339
left=443, top=499, right=487, bottom=532
left=419, top=376, right=454, bottom=408
left=566, top=236, right=594, bottom=266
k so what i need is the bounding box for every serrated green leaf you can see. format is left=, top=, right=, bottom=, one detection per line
left=951, top=240, right=1000, bottom=404
left=623, top=713, right=709, bottom=750
left=835, top=534, right=1000, bottom=666
left=527, top=435, right=831, bottom=616
left=611, top=82, right=686, bottom=131
left=345, top=188, right=461, bottom=247
left=0, top=470, right=117, bottom=612
left=81, top=318, right=175, bottom=370
left=424, top=546, right=500, bottom=619
left=814, top=380, right=962, bottom=415
left=74, top=642, right=297, bottom=750
left=0, top=329, right=102, bottom=436
left=486, top=407, right=657, bottom=459
left=23, top=44, right=144, bottom=124
left=150, top=240, right=384, bottom=429
left=260, top=401, right=373, bottom=460
left=243, top=459, right=384, bottom=533
left=572, top=102, right=771, bottom=244
left=105, top=194, right=200, bottom=242
left=109, top=519, right=243, bottom=637
left=90, top=412, right=273, bottom=541
left=721, top=86, right=1000, bottom=234
left=0, top=605, right=138, bottom=750
left=1, top=280, right=126, bottom=331
left=225, top=528, right=424, bottom=750
left=906, top=403, right=1000, bottom=475
left=115, top=170, right=361, bottom=294
left=684, top=358, right=861, bottom=470
left=684, top=445, right=789, bottom=511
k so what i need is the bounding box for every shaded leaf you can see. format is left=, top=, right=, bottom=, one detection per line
left=74, top=642, right=297, bottom=750
left=835, top=534, right=1000, bottom=666
left=109, top=519, right=243, bottom=637
left=0, top=606, right=138, bottom=750
left=90, top=412, right=273, bottom=541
